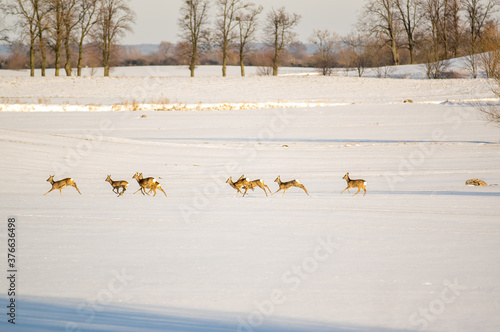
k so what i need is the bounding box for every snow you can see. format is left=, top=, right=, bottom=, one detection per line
left=0, top=65, right=499, bottom=332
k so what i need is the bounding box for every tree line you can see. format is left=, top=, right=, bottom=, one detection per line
left=0, top=0, right=499, bottom=78
left=354, top=0, right=500, bottom=78
left=0, top=0, right=134, bottom=76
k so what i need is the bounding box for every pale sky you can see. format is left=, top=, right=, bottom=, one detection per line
left=124, top=0, right=367, bottom=45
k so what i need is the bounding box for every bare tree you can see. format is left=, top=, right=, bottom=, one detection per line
left=235, top=2, right=261, bottom=76
left=94, top=0, right=134, bottom=77
left=156, top=40, right=177, bottom=65
left=478, top=21, right=500, bottom=78
left=447, top=0, right=462, bottom=57
left=309, top=29, right=339, bottom=75
left=461, top=0, right=499, bottom=55
left=395, top=0, right=422, bottom=64
left=215, top=0, right=250, bottom=77
left=34, top=0, right=51, bottom=76
left=8, top=0, right=36, bottom=75
left=47, top=0, right=64, bottom=76
left=360, top=0, right=400, bottom=65
left=475, top=75, right=500, bottom=125
left=263, top=7, right=301, bottom=76
left=461, top=0, right=499, bottom=78
left=421, top=0, right=447, bottom=59
left=178, top=0, right=210, bottom=77
left=76, top=0, right=99, bottom=76
left=62, top=0, right=79, bottom=76
left=343, top=31, right=372, bottom=77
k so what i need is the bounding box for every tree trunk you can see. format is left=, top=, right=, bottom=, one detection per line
left=408, top=36, right=415, bottom=64
left=29, top=36, right=35, bottom=77
left=239, top=49, right=245, bottom=77
left=442, top=2, right=449, bottom=59
left=190, top=43, right=197, bottom=77
left=54, top=46, right=61, bottom=76
left=102, top=43, right=108, bottom=76
left=189, top=58, right=195, bottom=77
left=77, top=37, right=84, bottom=76
left=272, top=50, right=279, bottom=76
left=103, top=51, right=109, bottom=77
left=64, top=37, right=72, bottom=76
left=222, top=50, right=227, bottom=77
left=39, top=37, right=47, bottom=77
left=222, top=40, right=227, bottom=77
left=390, top=40, right=399, bottom=65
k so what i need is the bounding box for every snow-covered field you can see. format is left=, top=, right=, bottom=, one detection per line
left=0, top=65, right=499, bottom=332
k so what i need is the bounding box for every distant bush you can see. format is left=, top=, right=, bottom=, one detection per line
left=422, top=59, right=450, bottom=79
left=5, top=53, right=28, bottom=70
left=475, top=76, right=500, bottom=126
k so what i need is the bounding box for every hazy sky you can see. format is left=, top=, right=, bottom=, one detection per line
left=124, top=0, right=366, bottom=45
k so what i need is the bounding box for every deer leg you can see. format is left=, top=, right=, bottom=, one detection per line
left=363, top=187, right=366, bottom=196
left=272, top=189, right=281, bottom=196
left=159, top=187, right=167, bottom=197
left=133, top=188, right=143, bottom=195
left=242, top=187, right=249, bottom=197
left=59, top=188, right=63, bottom=196
left=259, top=186, right=268, bottom=197
left=298, top=184, right=309, bottom=195
left=341, top=187, right=349, bottom=194
left=73, top=184, right=82, bottom=195
left=353, top=187, right=361, bottom=196
left=44, top=188, right=55, bottom=195
left=264, top=185, right=271, bottom=195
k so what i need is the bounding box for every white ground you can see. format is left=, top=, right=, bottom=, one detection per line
left=0, top=65, right=499, bottom=332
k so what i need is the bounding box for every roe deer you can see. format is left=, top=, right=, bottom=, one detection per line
left=146, top=180, right=167, bottom=197
left=226, top=175, right=250, bottom=197
left=341, top=172, right=366, bottom=196
left=132, top=172, right=167, bottom=197
left=105, top=175, right=128, bottom=197
left=244, top=178, right=272, bottom=196
left=272, top=176, right=309, bottom=197
left=45, top=175, right=82, bottom=196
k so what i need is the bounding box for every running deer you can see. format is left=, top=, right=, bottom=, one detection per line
left=244, top=178, right=272, bottom=196
left=44, top=175, right=82, bottom=196
left=226, top=175, right=250, bottom=197
left=341, top=172, right=367, bottom=196
left=272, top=176, right=309, bottom=197
left=146, top=180, right=167, bottom=197
left=132, top=172, right=167, bottom=197
left=105, top=175, right=128, bottom=197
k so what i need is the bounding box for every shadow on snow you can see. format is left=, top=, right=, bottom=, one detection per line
left=0, top=297, right=417, bottom=332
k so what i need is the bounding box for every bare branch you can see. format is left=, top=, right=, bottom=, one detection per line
left=177, top=0, right=211, bottom=77
left=263, top=6, right=301, bottom=76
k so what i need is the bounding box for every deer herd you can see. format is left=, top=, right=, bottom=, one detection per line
left=45, top=172, right=367, bottom=197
